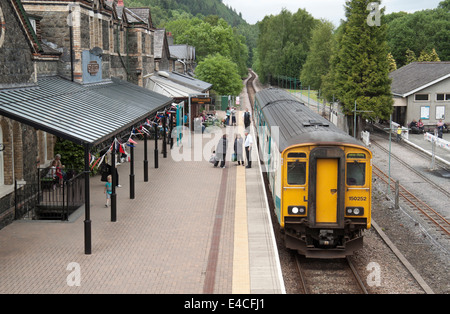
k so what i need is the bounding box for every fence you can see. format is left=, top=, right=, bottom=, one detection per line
left=15, top=169, right=85, bottom=221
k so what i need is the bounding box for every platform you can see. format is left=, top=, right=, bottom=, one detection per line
left=0, top=109, right=284, bottom=294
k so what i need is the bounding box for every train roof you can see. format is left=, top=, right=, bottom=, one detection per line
left=254, top=88, right=363, bottom=152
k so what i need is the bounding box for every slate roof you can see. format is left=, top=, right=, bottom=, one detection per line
left=389, top=62, right=450, bottom=97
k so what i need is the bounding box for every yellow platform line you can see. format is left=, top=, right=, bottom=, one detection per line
left=232, top=164, right=250, bottom=293
left=232, top=107, right=250, bottom=294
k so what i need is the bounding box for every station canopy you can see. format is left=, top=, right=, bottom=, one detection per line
left=0, top=76, right=173, bottom=146
left=145, top=71, right=212, bottom=99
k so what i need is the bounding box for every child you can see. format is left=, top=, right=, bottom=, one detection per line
left=104, top=175, right=112, bottom=207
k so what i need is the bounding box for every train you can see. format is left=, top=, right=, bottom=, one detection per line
left=253, top=88, right=372, bottom=258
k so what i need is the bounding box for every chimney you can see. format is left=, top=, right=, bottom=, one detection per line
left=167, top=32, right=173, bottom=45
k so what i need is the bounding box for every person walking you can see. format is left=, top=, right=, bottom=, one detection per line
left=214, top=134, right=227, bottom=168
left=234, top=134, right=244, bottom=166
left=104, top=175, right=112, bottom=207
left=244, top=130, right=253, bottom=168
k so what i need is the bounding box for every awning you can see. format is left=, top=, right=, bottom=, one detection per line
left=145, top=71, right=212, bottom=99
left=0, top=76, right=172, bottom=146
left=146, top=73, right=200, bottom=99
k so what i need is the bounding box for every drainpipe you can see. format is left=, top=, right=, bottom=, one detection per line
left=69, top=7, right=74, bottom=81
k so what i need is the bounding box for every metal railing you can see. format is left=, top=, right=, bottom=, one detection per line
left=15, top=169, right=85, bottom=221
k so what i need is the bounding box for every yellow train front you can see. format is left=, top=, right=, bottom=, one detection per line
left=254, top=88, right=372, bottom=258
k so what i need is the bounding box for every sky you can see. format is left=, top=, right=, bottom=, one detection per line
left=222, top=0, right=444, bottom=26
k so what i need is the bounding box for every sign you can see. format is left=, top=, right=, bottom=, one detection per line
left=87, top=61, right=99, bottom=76
left=82, top=50, right=102, bottom=83
left=191, top=97, right=211, bottom=105
left=420, top=106, right=430, bottom=120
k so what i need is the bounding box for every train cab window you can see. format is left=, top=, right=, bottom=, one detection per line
left=287, top=161, right=306, bottom=185
left=347, top=162, right=365, bottom=186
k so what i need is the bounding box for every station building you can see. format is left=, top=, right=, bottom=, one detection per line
left=0, top=0, right=209, bottom=230
left=390, top=62, right=450, bottom=129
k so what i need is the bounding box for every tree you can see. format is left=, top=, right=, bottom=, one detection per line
left=195, top=54, right=243, bottom=96
left=417, top=48, right=441, bottom=62
left=387, top=53, right=397, bottom=72
left=256, top=8, right=317, bottom=84
left=386, top=3, right=450, bottom=66
left=405, top=48, right=416, bottom=64
left=300, top=20, right=335, bottom=89
left=165, top=17, right=248, bottom=76
left=332, top=0, right=393, bottom=123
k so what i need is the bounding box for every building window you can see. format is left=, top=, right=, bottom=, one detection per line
left=436, top=93, right=450, bottom=101
left=415, top=94, right=429, bottom=101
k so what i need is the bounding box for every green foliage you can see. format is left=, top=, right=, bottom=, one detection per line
left=386, top=2, right=450, bottom=66
left=195, top=54, right=243, bottom=96
left=255, top=8, right=317, bottom=83
left=300, top=20, right=335, bottom=89
left=123, top=0, right=246, bottom=27
left=387, top=53, right=397, bottom=72
left=330, top=0, right=393, bottom=120
left=54, top=138, right=85, bottom=171
left=165, top=16, right=248, bottom=76
left=417, top=48, right=441, bottom=62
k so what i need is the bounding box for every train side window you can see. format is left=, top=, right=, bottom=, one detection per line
left=287, top=161, right=306, bottom=185
left=347, top=162, right=365, bottom=186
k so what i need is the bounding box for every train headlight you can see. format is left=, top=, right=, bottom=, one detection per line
left=346, top=207, right=364, bottom=216
left=288, top=206, right=306, bottom=215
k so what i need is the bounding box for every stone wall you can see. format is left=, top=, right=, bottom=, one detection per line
left=0, top=1, right=36, bottom=89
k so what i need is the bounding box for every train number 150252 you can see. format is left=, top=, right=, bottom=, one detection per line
left=349, top=196, right=367, bottom=201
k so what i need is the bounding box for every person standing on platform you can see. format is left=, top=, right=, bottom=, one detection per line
left=234, top=134, right=244, bottom=166
left=214, top=134, right=227, bottom=168
left=396, top=125, right=402, bottom=142
left=243, top=108, right=251, bottom=130
left=244, top=131, right=253, bottom=168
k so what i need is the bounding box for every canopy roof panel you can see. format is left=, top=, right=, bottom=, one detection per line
left=0, top=76, right=172, bottom=145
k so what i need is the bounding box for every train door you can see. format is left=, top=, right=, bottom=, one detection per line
left=309, top=147, right=345, bottom=229
left=316, top=159, right=338, bottom=223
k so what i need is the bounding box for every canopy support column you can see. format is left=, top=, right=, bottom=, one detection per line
left=84, top=144, right=92, bottom=255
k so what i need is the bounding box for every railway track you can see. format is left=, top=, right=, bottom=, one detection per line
left=295, top=255, right=368, bottom=294
left=246, top=69, right=256, bottom=106
left=371, top=139, right=450, bottom=199
left=372, top=165, right=450, bottom=238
